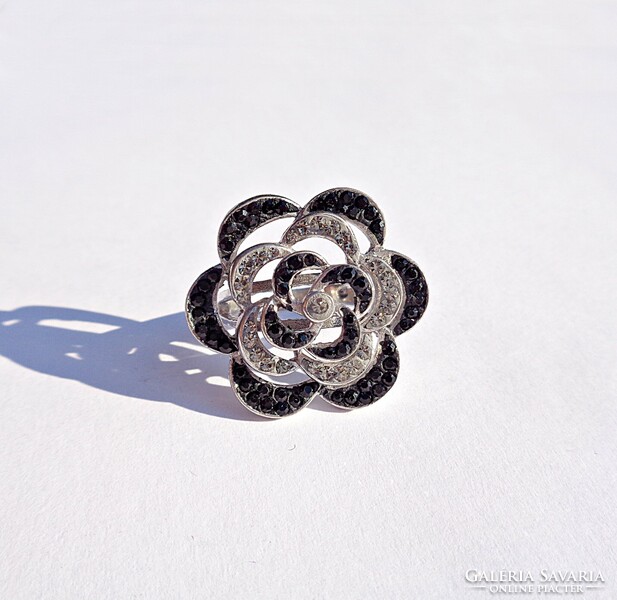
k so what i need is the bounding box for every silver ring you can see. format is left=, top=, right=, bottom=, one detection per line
left=185, top=188, right=429, bottom=418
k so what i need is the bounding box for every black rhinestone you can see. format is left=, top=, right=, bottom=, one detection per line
left=339, top=190, right=354, bottom=206
left=233, top=362, right=248, bottom=377
left=262, top=198, right=277, bottom=214
left=238, top=380, right=252, bottom=393
left=348, top=206, right=360, bottom=219
left=191, top=307, right=205, bottom=320
left=206, top=270, right=220, bottom=282
left=398, top=318, right=412, bottom=331
left=382, top=372, right=397, bottom=386
left=336, top=341, right=351, bottom=357
left=205, top=328, right=219, bottom=342
left=358, top=391, right=373, bottom=405
left=232, top=208, right=246, bottom=223
left=276, top=282, right=289, bottom=296
left=369, top=368, right=382, bottom=382
left=260, top=397, right=274, bottom=412
left=223, top=221, right=241, bottom=236
left=257, top=383, right=271, bottom=396
left=274, top=387, right=288, bottom=401
left=248, top=214, right=261, bottom=228
left=353, top=276, right=368, bottom=290
left=344, top=389, right=359, bottom=404
left=405, top=306, right=422, bottom=319
left=345, top=328, right=358, bottom=341
left=191, top=294, right=205, bottom=307
left=322, top=271, right=335, bottom=283
left=275, top=402, right=289, bottom=416
left=412, top=292, right=427, bottom=306
left=218, top=340, right=233, bottom=353
left=204, top=314, right=218, bottom=326
left=369, top=220, right=384, bottom=235
left=276, top=268, right=292, bottom=282
left=197, top=313, right=213, bottom=327
left=383, top=357, right=398, bottom=371
left=220, top=237, right=235, bottom=254
left=343, top=311, right=355, bottom=324
left=288, top=255, right=303, bottom=270
left=398, top=257, right=411, bottom=269
left=354, top=195, right=368, bottom=209
left=382, top=340, right=396, bottom=355
left=268, top=323, right=283, bottom=338
left=299, top=383, right=314, bottom=398
left=312, top=197, right=325, bottom=210
left=373, top=384, right=386, bottom=398
left=297, top=332, right=310, bottom=346
left=198, top=278, right=214, bottom=293
left=330, top=390, right=344, bottom=403
left=273, top=200, right=287, bottom=214
left=281, top=333, right=295, bottom=348
left=403, top=266, right=419, bottom=281
left=340, top=266, right=357, bottom=282
left=324, top=347, right=337, bottom=359
left=407, top=279, right=424, bottom=296
left=359, top=379, right=372, bottom=392
left=320, top=193, right=335, bottom=211
left=289, top=395, right=303, bottom=408
left=304, top=253, right=319, bottom=266
left=364, top=205, right=378, bottom=220
left=265, top=310, right=277, bottom=323
left=239, top=210, right=259, bottom=227
left=246, top=390, right=260, bottom=405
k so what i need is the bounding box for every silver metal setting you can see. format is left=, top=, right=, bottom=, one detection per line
left=186, top=188, right=429, bottom=418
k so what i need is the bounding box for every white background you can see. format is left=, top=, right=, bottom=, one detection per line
left=1, top=1, right=616, bottom=598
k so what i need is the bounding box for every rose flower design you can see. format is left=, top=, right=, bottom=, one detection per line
left=186, top=188, right=428, bottom=418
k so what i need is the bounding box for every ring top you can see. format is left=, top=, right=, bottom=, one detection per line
left=187, top=188, right=428, bottom=418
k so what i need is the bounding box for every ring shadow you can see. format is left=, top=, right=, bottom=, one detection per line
left=0, top=306, right=339, bottom=421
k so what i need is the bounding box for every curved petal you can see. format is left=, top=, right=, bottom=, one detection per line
left=280, top=212, right=360, bottom=261
left=272, top=250, right=327, bottom=308
left=261, top=301, right=320, bottom=350
left=230, top=356, right=320, bottom=418
left=297, top=330, right=379, bottom=387
left=312, top=264, right=374, bottom=314
left=356, top=253, right=405, bottom=331
left=185, top=264, right=237, bottom=354
left=237, top=301, right=296, bottom=375
left=305, top=307, right=360, bottom=360
left=382, top=251, right=429, bottom=335
left=321, top=333, right=400, bottom=409
left=304, top=187, right=386, bottom=246
left=218, top=195, right=300, bottom=263
left=229, top=243, right=290, bottom=309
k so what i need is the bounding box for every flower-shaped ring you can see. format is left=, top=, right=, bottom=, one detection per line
left=185, top=188, right=428, bottom=418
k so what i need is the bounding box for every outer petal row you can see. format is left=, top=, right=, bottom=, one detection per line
left=186, top=265, right=237, bottom=354
left=230, top=356, right=321, bottom=418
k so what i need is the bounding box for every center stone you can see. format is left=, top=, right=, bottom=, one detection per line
left=303, top=292, right=335, bottom=322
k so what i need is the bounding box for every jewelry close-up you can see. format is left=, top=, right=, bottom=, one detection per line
left=185, top=188, right=429, bottom=418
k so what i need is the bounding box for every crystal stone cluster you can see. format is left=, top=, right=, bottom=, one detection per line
left=186, top=188, right=428, bottom=418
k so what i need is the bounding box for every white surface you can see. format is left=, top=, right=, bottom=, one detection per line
left=1, top=1, right=616, bottom=598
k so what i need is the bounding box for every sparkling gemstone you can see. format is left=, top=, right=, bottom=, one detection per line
left=383, top=357, right=398, bottom=371
left=304, top=292, right=334, bottom=322
left=281, top=333, right=295, bottom=348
